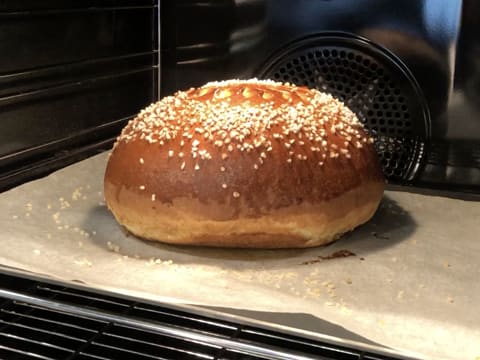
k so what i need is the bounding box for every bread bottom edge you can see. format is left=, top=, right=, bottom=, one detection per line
left=114, top=184, right=383, bottom=249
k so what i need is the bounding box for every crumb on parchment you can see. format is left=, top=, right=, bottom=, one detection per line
left=74, top=258, right=92, bottom=267
left=107, top=241, right=120, bottom=253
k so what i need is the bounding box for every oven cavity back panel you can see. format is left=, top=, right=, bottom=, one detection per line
left=259, top=34, right=431, bottom=183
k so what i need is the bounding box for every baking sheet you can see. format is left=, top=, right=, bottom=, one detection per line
left=1, top=152, right=479, bottom=360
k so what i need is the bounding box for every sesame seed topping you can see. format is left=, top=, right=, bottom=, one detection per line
left=139, top=185, right=145, bottom=190
left=262, top=91, right=274, bottom=100
left=243, top=87, right=255, bottom=98
left=115, top=79, right=372, bottom=175
left=220, top=166, right=226, bottom=172
left=233, top=191, right=240, bottom=198
left=151, top=194, right=156, bottom=201
left=222, top=183, right=227, bottom=189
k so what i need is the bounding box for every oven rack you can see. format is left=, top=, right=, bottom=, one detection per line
left=0, top=272, right=405, bottom=360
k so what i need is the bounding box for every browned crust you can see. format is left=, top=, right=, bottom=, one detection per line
left=104, top=79, right=385, bottom=248
left=104, top=180, right=383, bottom=248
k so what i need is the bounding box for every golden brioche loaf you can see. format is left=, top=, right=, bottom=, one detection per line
left=104, top=79, right=384, bottom=248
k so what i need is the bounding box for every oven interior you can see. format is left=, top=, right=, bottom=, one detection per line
left=1, top=1, right=478, bottom=359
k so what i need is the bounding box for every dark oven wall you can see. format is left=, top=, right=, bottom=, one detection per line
left=0, top=0, right=159, bottom=191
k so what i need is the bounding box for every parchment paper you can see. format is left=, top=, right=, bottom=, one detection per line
left=1, top=153, right=479, bottom=360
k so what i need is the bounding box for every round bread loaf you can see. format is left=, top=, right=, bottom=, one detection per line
left=104, top=79, right=384, bottom=248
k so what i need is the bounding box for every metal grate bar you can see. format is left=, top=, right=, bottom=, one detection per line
left=88, top=341, right=163, bottom=360
left=0, top=318, right=86, bottom=344
left=131, top=304, right=237, bottom=335
left=239, top=328, right=360, bottom=359
left=0, top=308, right=100, bottom=333
left=0, top=332, right=73, bottom=358
left=1, top=331, right=74, bottom=353
left=0, top=344, right=56, bottom=360
left=0, top=307, right=104, bottom=341
left=64, top=298, right=134, bottom=360
left=100, top=331, right=215, bottom=359
left=75, top=353, right=112, bottom=360
left=217, top=349, right=272, bottom=360
left=64, top=322, right=115, bottom=360
left=0, top=272, right=409, bottom=360
left=4, top=302, right=107, bottom=328
left=36, top=285, right=129, bottom=304
left=35, top=285, right=131, bottom=311
left=105, top=324, right=219, bottom=357
left=0, top=288, right=321, bottom=360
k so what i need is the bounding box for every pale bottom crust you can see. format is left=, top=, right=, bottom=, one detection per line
left=107, top=181, right=383, bottom=249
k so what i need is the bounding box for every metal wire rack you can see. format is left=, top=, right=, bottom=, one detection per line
left=0, top=272, right=406, bottom=360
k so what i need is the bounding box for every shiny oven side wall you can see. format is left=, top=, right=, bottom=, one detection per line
left=0, top=0, right=159, bottom=190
